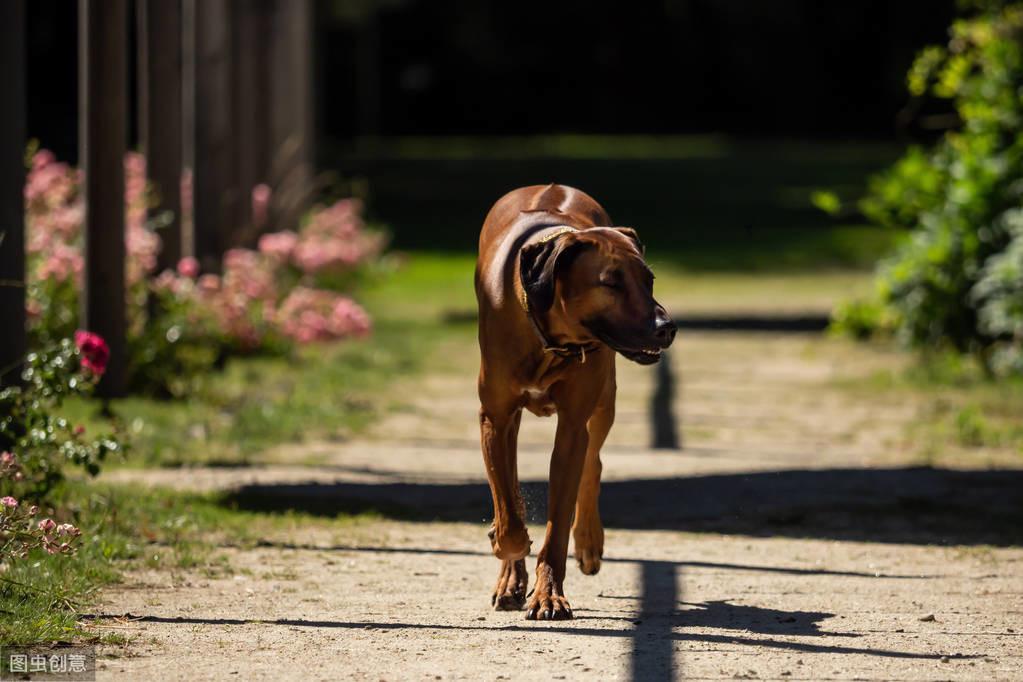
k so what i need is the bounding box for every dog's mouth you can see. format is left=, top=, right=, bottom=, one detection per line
left=619, top=347, right=662, bottom=365
left=585, top=323, right=664, bottom=365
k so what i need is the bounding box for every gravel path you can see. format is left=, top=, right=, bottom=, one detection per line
left=94, top=330, right=1023, bottom=680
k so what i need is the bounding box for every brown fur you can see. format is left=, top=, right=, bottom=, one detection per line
left=475, top=184, right=675, bottom=619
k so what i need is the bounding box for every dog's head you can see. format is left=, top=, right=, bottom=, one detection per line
left=519, top=227, right=676, bottom=365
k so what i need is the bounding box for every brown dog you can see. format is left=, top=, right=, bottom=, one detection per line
left=475, top=184, right=676, bottom=620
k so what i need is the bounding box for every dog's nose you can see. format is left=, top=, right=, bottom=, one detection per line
left=654, top=316, right=677, bottom=347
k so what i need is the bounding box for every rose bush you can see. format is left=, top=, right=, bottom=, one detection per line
left=0, top=334, right=122, bottom=500
left=1, top=455, right=81, bottom=566
left=25, top=148, right=382, bottom=396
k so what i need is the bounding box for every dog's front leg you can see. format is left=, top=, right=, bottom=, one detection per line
left=526, top=412, right=589, bottom=620
left=479, top=405, right=530, bottom=563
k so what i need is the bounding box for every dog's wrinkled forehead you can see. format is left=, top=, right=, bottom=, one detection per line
left=519, top=226, right=648, bottom=314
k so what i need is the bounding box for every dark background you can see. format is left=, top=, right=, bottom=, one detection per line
left=29, top=0, right=956, bottom=158
left=25, top=0, right=959, bottom=253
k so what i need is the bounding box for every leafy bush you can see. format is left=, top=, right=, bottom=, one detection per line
left=1, top=459, right=82, bottom=564
left=971, top=208, right=1023, bottom=372
left=25, top=149, right=382, bottom=396
left=833, top=2, right=1023, bottom=373
left=0, top=335, right=122, bottom=501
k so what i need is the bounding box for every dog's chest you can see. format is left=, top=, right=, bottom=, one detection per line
left=521, top=386, right=556, bottom=417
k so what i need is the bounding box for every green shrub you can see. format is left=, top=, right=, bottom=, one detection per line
left=0, top=338, right=123, bottom=501
left=834, top=1, right=1023, bottom=374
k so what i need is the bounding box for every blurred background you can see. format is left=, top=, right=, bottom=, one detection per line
left=25, top=0, right=957, bottom=254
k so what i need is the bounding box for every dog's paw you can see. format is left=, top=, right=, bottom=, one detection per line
left=491, top=559, right=528, bottom=611
left=525, top=592, right=573, bottom=620
left=573, top=520, right=604, bottom=575
left=524, top=565, right=573, bottom=621
left=575, top=546, right=602, bottom=576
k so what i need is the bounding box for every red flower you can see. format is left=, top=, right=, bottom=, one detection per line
left=74, top=330, right=110, bottom=376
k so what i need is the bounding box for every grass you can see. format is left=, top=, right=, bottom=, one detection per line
left=327, top=134, right=905, bottom=264
left=848, top=351, right=1023, bottom=465
left=62, top=254, right=478, bottom=468
left=0, top=481, right=378, bottom=645
left=63, top=251, right=887, bottom=470
left=72, top=135, right=905, bottom=467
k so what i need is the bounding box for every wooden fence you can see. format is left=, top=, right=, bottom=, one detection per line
left=1, top=0, right=314, bottom=397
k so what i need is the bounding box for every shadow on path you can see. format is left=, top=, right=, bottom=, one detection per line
left=223, top=466, right=1023, bottom=546
left=89, top=545, right=982, bottom=680
left=239, top=541, right=938, bottom=579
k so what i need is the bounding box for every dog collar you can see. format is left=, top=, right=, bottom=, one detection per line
left=517, top=226, right=600, bottom=363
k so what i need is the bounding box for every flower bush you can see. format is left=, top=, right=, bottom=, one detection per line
left=25, top=148, right=382, bottom=395
left=0, top=335, right=122, bottom=500
left=832, top=2, right=1023, bottom=374
left=1, top=456, right=81, bottom=565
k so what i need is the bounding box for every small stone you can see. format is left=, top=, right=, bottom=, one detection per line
left=941, top=656, right=950, bottom=663
left=919, top=614, right=936, bottom=622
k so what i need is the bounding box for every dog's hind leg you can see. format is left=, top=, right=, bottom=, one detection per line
left=573, top=366, right=615, bottom=576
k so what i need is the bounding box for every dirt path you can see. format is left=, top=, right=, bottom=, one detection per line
left=95, top=329, right=1023, bottom=680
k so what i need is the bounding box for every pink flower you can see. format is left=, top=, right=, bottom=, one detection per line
left=38, top=518, right=56, bottom=532
left=73, top=425, right=85, bottom=436
left=74, top=330, right=110, bottom=376
left=198, top=274, right=221, bottom=293
left=252, top=183, right=272, bottom=230
left=177, top=256, right=200, bottom=278
left=276, top=288, right=371, bottom=343
left=1, top=496, right=18, bottom=509
left=0, top=452, right=14, bottom=466
left=28, top=505, right=39, bottom=516
left=257, top=230, right=297, bottom=260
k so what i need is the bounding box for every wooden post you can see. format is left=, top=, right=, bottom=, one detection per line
left=190, top=0, right=238, bottom=272
left=138, top=0, right=184, bottom=274
left=356, top=11, right=380, bottom=140
left=268, top=0, right=315, bottom=232
left=232, top=0, right=273, bottom=245
left=181, top=0, right=196, bottom=257
left=0, top=0, right=26, bottom=386
left=80, top=0, right=128, bottom=397
left=651, top=350, right=681, bottom=449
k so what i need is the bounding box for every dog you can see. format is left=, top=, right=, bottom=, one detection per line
left=475, top=184, right=676, bottom=620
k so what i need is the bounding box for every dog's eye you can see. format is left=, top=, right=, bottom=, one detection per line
left=600, top=271, right=623, bottom=289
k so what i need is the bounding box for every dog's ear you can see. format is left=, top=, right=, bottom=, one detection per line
left=519, top=234, right=590, bottom=313
left=613, top=227, right=645, bottom=255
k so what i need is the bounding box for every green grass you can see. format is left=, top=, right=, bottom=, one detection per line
left=76, top=135, right=905, bottom=466
left=327, top=134, right=904, bottom=265
left=61, top=254, right=477, bottom=468
left=849, top=351, right=1023, bottom=464
left=0, top=481, right=377, bottom=645
left=65, top=251, right=884, bottom=469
